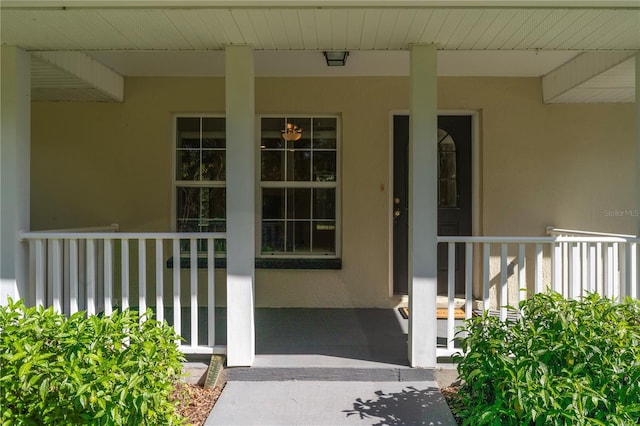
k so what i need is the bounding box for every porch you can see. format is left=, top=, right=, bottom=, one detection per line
left=18, top=226, right=640, bottom=365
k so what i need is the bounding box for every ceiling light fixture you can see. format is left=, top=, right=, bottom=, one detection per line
left=282, top=123, right=303, bottom=141
left=323, top=51, right=349, bottom=67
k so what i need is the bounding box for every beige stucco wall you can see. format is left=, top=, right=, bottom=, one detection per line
left=31, top=76, right=637, bottom=308
left=440, top=77, right=636, bottom=237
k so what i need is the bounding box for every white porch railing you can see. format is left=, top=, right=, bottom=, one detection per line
left=19, top=227, right=639, bottom=360
left=436, top=234, right=640, bottom=357
left=20, top=228, right=226, bottom=355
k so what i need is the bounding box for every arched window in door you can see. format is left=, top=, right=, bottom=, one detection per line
left=438, top=128, right=457, bottom=208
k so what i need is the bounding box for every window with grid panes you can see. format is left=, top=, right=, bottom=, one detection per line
left=175, top=116, right=226, bottom=253
left=259, top=116, right=339, bottom=256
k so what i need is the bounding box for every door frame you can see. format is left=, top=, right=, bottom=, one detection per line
left=387, top=110, right=482, bottom=298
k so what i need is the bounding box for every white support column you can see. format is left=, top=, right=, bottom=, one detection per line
left=0, top=46, right=31, bottom=305
left=225, top=45, right=256, bottom=367
left=636, top=53, right=640, bottom=237
left=408, top=44, right=438, bottom=368
left=635, top=51, right=640, bottom=297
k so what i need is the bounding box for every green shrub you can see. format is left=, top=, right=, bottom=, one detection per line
left=453, top=291, right=640, bottom=426
left=0, top=298, right=186, bottom=425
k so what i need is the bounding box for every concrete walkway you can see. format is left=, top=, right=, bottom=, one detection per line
left=202, top=309, right=458, bottom=426
left=206, top=380, right=456, bottom=425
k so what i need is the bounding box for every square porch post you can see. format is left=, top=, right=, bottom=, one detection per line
left=408, top=44, right=438, bottom=368
left=0, top=46, right=31, bottom=305
left=635, top=52, right=640, bottom=290
left=636, top=52, right=640, bottom=238
left=225, top=45, right=256, bottom=367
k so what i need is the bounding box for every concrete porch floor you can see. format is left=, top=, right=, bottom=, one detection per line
left=249, top=308, right=411, bottom=371
left=184, top=308, right=459, bottom=376
left=232, top=308, right=425, bottom=381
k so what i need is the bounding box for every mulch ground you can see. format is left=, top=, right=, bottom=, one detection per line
left=171, top=382, right=225, bottom=426
left=441, top=385, right=463, bottom=426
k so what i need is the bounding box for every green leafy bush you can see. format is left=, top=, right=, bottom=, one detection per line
left=453, top=291, right=640, bottom=426
left=0, top=298, right=186, bottom=425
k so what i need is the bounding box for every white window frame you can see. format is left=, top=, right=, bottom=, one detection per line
left=256, top=114, right=342, bottom=259
left=172, top=113, right=226, bottom=236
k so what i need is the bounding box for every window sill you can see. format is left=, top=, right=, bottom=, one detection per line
left=166, top=257, right=342, bottom=270
left=166, top=257, right=227, bottom=269
left=256, top=257, right=342, bottom=270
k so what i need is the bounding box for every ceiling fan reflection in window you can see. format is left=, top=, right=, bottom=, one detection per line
left=281, top=122, right=303, bottom=141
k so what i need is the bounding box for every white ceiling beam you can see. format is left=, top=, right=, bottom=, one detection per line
left=31, top=51, right=124, bottom=102
left=542, top=51, right=635, bottom=104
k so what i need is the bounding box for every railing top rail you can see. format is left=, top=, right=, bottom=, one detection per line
left=546, top=226, right=635, bottom=239
left=20, top=231, right=227, bottom=241
left=437, top=236, right=639, bottom=243
left=34, top=224, right=120, bottom=233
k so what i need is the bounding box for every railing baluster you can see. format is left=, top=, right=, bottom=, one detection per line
left=621, top=243, right=631, bottom=299
left=97, top=240, right=105, bottom=313
left=121, top=239, right=129, bottom=310
left=581, top=242, right=588, bottom=295
left=612, top=243, right=620, bottom=301
left=465, top=242, right=472, bottom=320
left=208, top=237, right=216, bottom=346
left=631, top=243, right=638, bottom=300
left=596, top=242, right=604, bottom=295
left=104, top=239, right=113, bottom=316
left=190, top=238, right=198, bottom=348
left=173, top=239, right=181, bottom=343
left=605, top=243, right=614, bottom=299
left=535, top=244, right=543, bottom=294
left=51, top=239, right=63, bottom=313
left=69, top=239, right=79, bottom=315
left=588, top=243, right=596, bottom=294
left=447, top=242, right=455, bottom=351
left=47, top=240, right=53, bottom=307
left=156, top=238, right=164, bottom=323
left=483, top=243, right=490, bottom=312
left=28, top=240, right=35, bottom=306
left=86, top=239, right=96, bottom=316
left=518, top=243, right=525, bottom=306
left=562, top=242, right=569, bottom=296
left=553, top=242, right=562, bottom=294
left=35, top=239, right=45, bottom=307
left=78, top=240, right=86, bottom=312
left=500, top=244, right=508, bottom=321
left=63, top=240, right=70, bottom=315
left=570, top=242, right=580, bottom=299
left=138, top=238, right=147, bottom=315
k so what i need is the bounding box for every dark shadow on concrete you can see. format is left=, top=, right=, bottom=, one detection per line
left=160, top=307, right=409, bottom=366
left=252, top=308, right=409, bottom=365
left=343, top=385, right=456, bottom=425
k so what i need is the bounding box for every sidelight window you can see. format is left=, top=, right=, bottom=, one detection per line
left=438, top=128, right=457, bottom=208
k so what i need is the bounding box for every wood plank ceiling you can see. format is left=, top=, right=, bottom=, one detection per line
left=1, top=5, right=639, bottom=102
left=2, top=8, right=638, bottom=51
